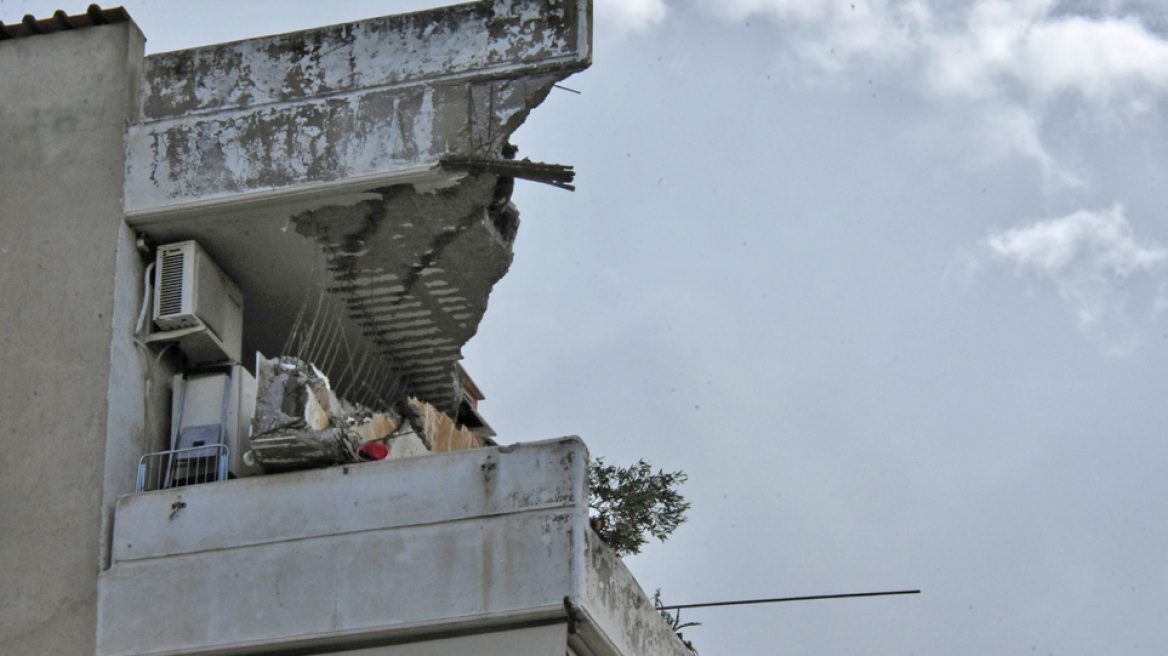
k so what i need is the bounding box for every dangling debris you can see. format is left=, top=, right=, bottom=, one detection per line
left=250, top=355, right=401, bottom=471
left=439, top=155, right=576, bottom=191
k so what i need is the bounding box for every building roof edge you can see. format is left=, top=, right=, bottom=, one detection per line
left=0, top=4, right=130, bottom=41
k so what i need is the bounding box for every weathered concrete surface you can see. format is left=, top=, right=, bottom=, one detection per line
left=125, top=0, right=592, bottom=216
left=100, top=439, right=586, bottom=655
left=387, top=432, right=430, bottom=459
left=0, top=20, right=145, bottom=655
left=98, top=438, right=691, bottom=656
left=125, top=0, right=592, bottom=415
left=582, top=530, right=696, bottom=656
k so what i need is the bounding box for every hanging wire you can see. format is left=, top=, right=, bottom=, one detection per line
left=656, top=589, right=921, bottom=611
left=278, top=221, right=411, bottom=412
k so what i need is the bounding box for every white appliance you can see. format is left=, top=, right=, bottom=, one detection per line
left=151, top=240, right=244, bottom=365
left=170, top=366, right=260, bottom=479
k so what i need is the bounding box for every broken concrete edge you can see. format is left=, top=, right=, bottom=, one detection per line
left=292, top=173, right=516, bottom=414
left=401, top=396, right=489, bottom=453
left=0, top=6, right=132, bottom=41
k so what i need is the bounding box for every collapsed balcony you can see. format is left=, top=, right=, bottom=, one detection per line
left=127, top=0, right=591, bottom=417
left=123, top=0, right=591, bottom=484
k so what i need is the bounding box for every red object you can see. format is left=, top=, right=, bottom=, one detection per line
left=357, top=442, right=388, bottom=461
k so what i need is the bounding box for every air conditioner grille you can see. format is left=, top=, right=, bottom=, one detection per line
left=158, top=250, right=186, bottom=317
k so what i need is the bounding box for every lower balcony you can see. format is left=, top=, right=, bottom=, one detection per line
left=97, top=437, right=690, bottom=656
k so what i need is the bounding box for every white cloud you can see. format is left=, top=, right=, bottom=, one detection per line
left=983, top=206, right=1167, bottom=348
left=595, top=0, right=668, bottom=36
left=986, top=206, right=1165, bottom=277
left=1020, top=15, right=1168, bottom=109
left=700, top=0, right=1168, bottom=182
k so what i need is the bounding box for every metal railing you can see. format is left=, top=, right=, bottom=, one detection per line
left=136, top=444, right=229, bottom=493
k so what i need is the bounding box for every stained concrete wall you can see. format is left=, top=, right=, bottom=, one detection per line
left=582, top=530, right=695, bottom=656
left=0, top=21, right=145, bottom=654
left=125, top=0, right=592, bottom=217
left=98, top=438, right=692, bottom=656
left=98, top=438, right=589, bottom=655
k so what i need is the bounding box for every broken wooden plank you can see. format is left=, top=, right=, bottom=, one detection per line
left=439, top=156, right=576, bottom=191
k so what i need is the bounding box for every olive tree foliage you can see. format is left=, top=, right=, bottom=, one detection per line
left=587, top=458, right=691, bottom=557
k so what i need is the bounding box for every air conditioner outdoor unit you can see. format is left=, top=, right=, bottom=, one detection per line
left=151, top=240, right=243, bottom=365
left=169, top=366, right=261, bottom=481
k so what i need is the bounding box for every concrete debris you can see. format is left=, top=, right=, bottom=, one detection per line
left=387, top=433, right=429, bottom=459
left=249, top=354, right=489, bottom=473
left=250, top=355, right=401, bottom=471
left=403, top=397, right=486, bottom=453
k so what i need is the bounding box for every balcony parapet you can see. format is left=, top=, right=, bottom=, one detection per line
left=97, top=437, right=690, bottom=656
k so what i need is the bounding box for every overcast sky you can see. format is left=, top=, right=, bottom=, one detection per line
left=7, top=0, right=1168, bottom=653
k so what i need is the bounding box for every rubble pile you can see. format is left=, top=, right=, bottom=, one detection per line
left=249, top=354, right=487, bottom=472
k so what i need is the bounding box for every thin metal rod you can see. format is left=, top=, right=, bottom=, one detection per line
left=658, top=589, right=920, bottom=611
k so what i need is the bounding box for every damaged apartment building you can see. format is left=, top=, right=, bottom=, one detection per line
left=0, top=2, right=693, bottom=655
